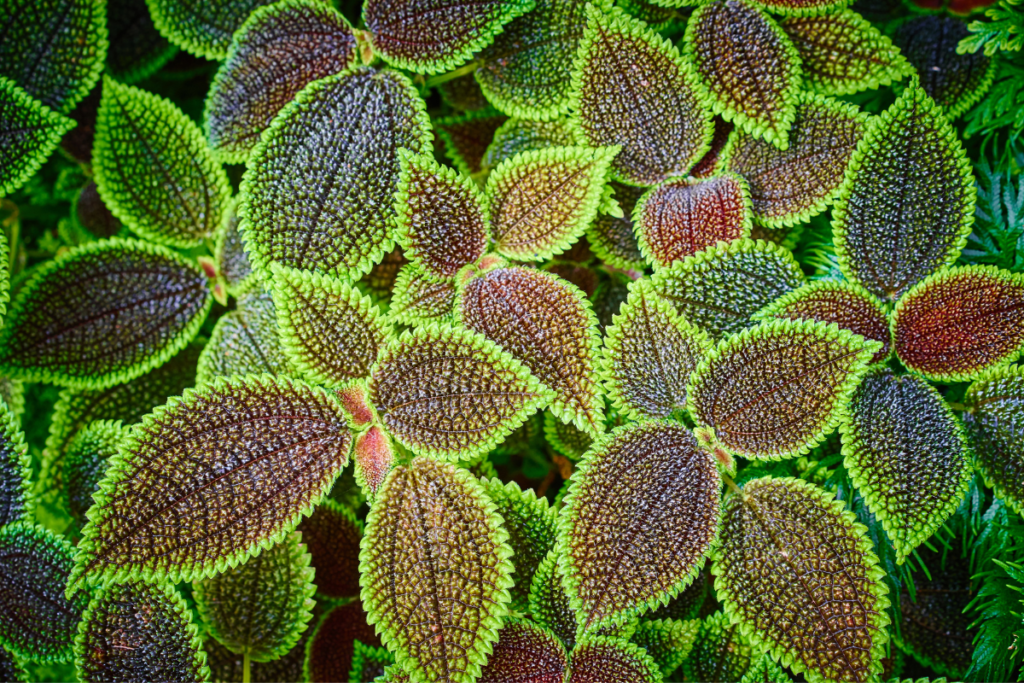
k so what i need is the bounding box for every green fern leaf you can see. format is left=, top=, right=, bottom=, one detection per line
left=305, top=601, right=381, bottom=683
left=0, top=78, right=75, bottom=197
left=630, top=619, right=699, bottom=679
left=63, top=420, right=124, bottom=529
left=387, top=263, right=459, bottom=327
left=963, top=365, right=1024, bottom=515
left=295, top=500, right=362, bottom=600
left=0, top=398, right=30, bottom=526
left=567, top=635, right=661, bottom=683
left=197, top=288, right=292, bottom=385
left=146, top=0, right=279, bottom=60
left=483, top=118, right=578, bottom=171
left=681, top=612, right=755, bottom=683
left=435, top=109, right=508, bottom=178
left=479, top=617, right=568, bottom=682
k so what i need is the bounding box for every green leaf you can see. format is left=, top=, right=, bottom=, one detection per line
left=0, top=377, right=24, bottom=423
left=684, top=0, right=801, bottom=150
left=0, top=523, right=88, bottom=663
left=713, top=476, right=890, bottom=683
left=647, top=571, right=708, bottom=621
left=74, top=580, right=210, bottom=682
left=146, top=0, right=280, bottom=60
left=681, top=612, right=755, bottom=683
left=479, top=617, right=568, bottom=682
left=63, top=420, right=123, bottom=529
left=530, top=550, right=581, bottom=647
left=544, top=410, right=594, bottom=461
left=741, top=655, right=796, bottom=683
left=780, top=10, right=913, bottom=96
left=436, top=109, right=509, bottom=178
left=350, top=642, right=394, bottom=683
left=295, top=500, right=362, bottom=600
left=692, top=118, right=736, bottom=179
left=69, top=374, right=352, bottom=590
left=0, top=645, right=26, bottom=682
left=745, top=0, right=850, bottom=15
left=305, top=602, right=381, bottom=683
left=567, top=635, right=662, bottom=683
left=368, top=323, right=553, bottom=462
left=634, top=173, right=753, bottom=268
left=205, top=608, right=318, bottom=683
left=688, top=319, right=878, bottom=460
left=648, top=238, right=806, bottom=339
left=0, top=398, right=30, bottom=526
left=214, top=203, right=254, bottom=296
left=93, top=77, right=230, bottom=248
left=841, top=368, right=971, bottom=563
left=486, top=146, right=618, bottom=262
left=438, top=73, right=491, bottom=112
left=359, top=456, right=515, bottom=683
left=482, top=117, right=578, bottom=171
left=105, top=0, right=177, bottom=84
left=0, top=78, right=74, bottom=197
left=963, top=364, right=1024, bottom=516
left=204, top=0, right=356, bottom=164
left=586, top=183, right=647, bottom=272
left=240, top=66, right=432, bottom=283
left=387, top=263, right=458, bottom=327
left=630, top=619, right=699, bottom=679
left=832, top=80, right=975, bottom=302
left=617, top=0, right=680, bottom=29
left=721, top=93, right=868, bottom=229
left=570, top=6, right=713, bottom=186
left=197, top=288, right=292, bottom=385
left=361, top=248, right=409, bottom=303
left=558, top=421, right=720, bottom=636
left=0, top=239, right=211, bottom=390
left=891, top=265, right=1024, bottom=382
left=600, top=279, right=712, bottom=420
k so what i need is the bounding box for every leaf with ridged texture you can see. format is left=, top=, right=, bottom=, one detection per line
left=197, top=289, right=292, bottom=385
left=361, top=248, right=409, bottom=303
left=353, top=425, right=398, bottom=502
left=478, top=617, right=567, bottom=683
left=436, top=110, right=508, bottom=178
left=486, top=146, right=618, bottom=262
left=688, top=319, right=878, bottom=460
left=0, top=239, right=211, bottom=390
left=600, top=279, right=712, bottom=421
left=713, top=476, right=890, bottom=683
left=93, top=78, right=230, bottom=248
left=692, top=118, right=735, bottom=179
left=0, top=399, right=30, bottom=526
left=617, top=0, right=679, bottom=30
left=439, top=73, right=491, bottom=112
left=0, top=378, right=23, bottom=422
left=544, top=411, right=593, bottom=461
left=0, top=78, right=75, bottom=197
left=681, top=612, right=754, bottom=683
left=483, top=117, right=578, bottom=171
left=684, top=0, right=801, bottom=150
left=721, top=94, right=867, bottom=229
left=963, top=366, right=1024, bottom=515
left=74, top=581, right=209, bottom=682
left=0, top=523, right=88, bottom=662
left=570, top=6, right=713, bottom=186
left=349, top=642, right=394, bottom=683
left=204, top=0, right=356, bottom=164
left=648, top=238, right=806, bottom=338
left=754, top=280, right=892, bottom=364
left=146, top=0, right=279, bottom=60
left=206, top=605, right=324, bottom=682
left=832, top=81, right=974, bottom=303
left=0, top=646, right=26, bottom=682
left=841, top=369, right=970, bottom=563
left=240, top=67, right=432, bottom=283
left=742, top=655, right=796, bottom=683
left=305, top=602, right=381, bottom=683
left=780, top=11, right=913, bottom=96
left=567, top=636, right=662, bottom=683
left=0, top=0, right=105, bottom=113
left=69, top=374, right=352, bottom=591
left=630, top=619, right=699, bottom=679
left=558, top=421, right=720, bottom=636
left=587, top=183, right=646, bottom=272
left=368, top=324, right=553, bottom=462
left=359, top=457, right=515, bottom=683
left=647, top=571, right=707, bottom=621
left=215, top=203, right=254, bottom=297
left=271, top=264, right=391, bottom=388
left=634, top=173, right=752, bottom=268
left=530, top=550, right=580, bottom=648
left=395, top=152, right=489, bottom=280
left=105, top=0, right=177, bottom=84
left=63, top=421, right=123, bottom=529
left=891, top=266, right=1024, bottom=382
left=387, top=263, right=458, bottom=327
left=75, top=180, right=121, bottom=239
left=295, top=500, right=362, bottom=600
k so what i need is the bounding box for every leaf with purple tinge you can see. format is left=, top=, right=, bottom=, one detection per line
left=567, top=636, right=662, bottom=683
left=352, top=424, right=396, bottom=502
left=479, top=617, right=567, bottom=683
left=197, top=288, right=292, bottom=385
left=680, top=612, right=754, bottom=683
left=305, top=601, right=381, bottom=683
left=296, top=500, right=362, bottom=600
left=692, top=118, right=735, bottom=179
left=436, top=109, right=509, bottom=178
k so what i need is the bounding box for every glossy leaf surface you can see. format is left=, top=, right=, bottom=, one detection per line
left=387, top=263, right=458, bottom=327
left=630, top=619, right=698, bottom=679
left=0, top=78, right=74, bottom=197
left=479, top=617, right=567, bottom=682
left=681, top=612, right=754, bottom=683
left=197, top=288, right=292, bottom=384
left=567, top=636, right=661, bottom=683
left=64, top=420, right=123, bottom=529
left=436, top=110, right=508, bottom=177
left=483, top=117, right=577, bottom=171
left=963, top=365, right=1024, bottom=515
left=146, top=0, right=278, bottom=59
left=296, top=500, right=362, bottom=600
left=305, top=601, right=380, bottom=683
left=0, top=399, right=29, bottom=526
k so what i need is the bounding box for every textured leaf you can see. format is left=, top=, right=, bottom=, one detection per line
left=692, top=118, right=735, bottom=179
left=215, top=205, right=254, bottom=296
left=688, top=319, right=878, bottom=460
left=648, top=238, right=806, bottom=338
left=742, top=655, right=796, bottom=683
left=891, top=265, right=1024, bottom=382
left=634, top=173, right=752, bottom=268
left=361, top=248, right=409, bottom=303
left=630, top=619, right=699, bottom=679
left=0, top=239, right=211, bottom=390
left=204, top=606, right=319, bottom=682
left=570, top=6, right=713, bottom=186
left=197, top=288, right=291, bottom=385
left=350, top=642, right=394, bottom=683
left=832, top=81, right=975, bottom=302
left=75, top=180, right=121, bottom=239
left=587, top=183, right=646, bottom=272
left=478, top=617, right=567, bottom=683
left=295, top=500, right=362, bottom=600
left=721, top=94, right=867, bottom=229
left=0, top=645, right=26, bottom=682
left=0, top=78, right=75, bottom=197
left=684, top=0, right=801, bottom=149
left=439, top=73, right=491, bottom=112
left=146, top=0, right=279, bottom=60
left=359, top=457, right=515, bottom=683
left=69, top=375, right=352, bottom=590
left=647, top=571, right=708, bottom=622
left=486, top=146, right=617, bottom=262
left=387, top=263, right=459, bottom=327
left=204, top=0, right=356, bottom=164
left=436, top=110, right=508, bottom=178
left=305, top=602, right=381, bottom=683
left=240, top=67, right=432, bottom=283
left=963, top=365, right=1024, bottom=515
left=567, top=636, right=662, bottom=683
left=0, top=377, right=23, bottom=423
left=63, top=420, right=123, bottom=529
left=483, top=117, right=578, bottom=171
left=74, top=581, right=209, bottom=682
left=600, top=279, right=712, bottom=420
left=105, top=0, right=176, bottom=84
left=0, top=523, right=88, bottom=662
left=780, top=11, right=913, bottom=96
left=617, top=0, right=679, bottom=29
left=714, top=476, right=890, bottom=683
left=458, top=265, right=604, bottom=435
left=681, top=612, right=755, bottom=683
left=529, top=550, right=580, bottom=648
left=544, top=411, right=594, bottom=461
left=0, top=399, right=30, bottom=526
left=352, top=424, right=397, bottom=502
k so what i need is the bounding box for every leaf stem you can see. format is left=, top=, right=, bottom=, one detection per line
left=424, top=61, right=482, bottom=89
left=243, top=652, right=250, bottom=683
left=946, top=401, right=970, bottom=413
left=721, top=472, right=742, bottom=496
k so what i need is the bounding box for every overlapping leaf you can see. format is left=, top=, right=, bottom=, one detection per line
left=214, top=203, right=253, bottom=296
left=105, top=0, right=176, bottom=84
left=0, top=646, right=25, bottom=682
left=0, top=399, right=30, bottom=526
left=963, top=365, right=1024, bottom=515
left=479, top=618, right=567, bottom=682
left=352, top=425, right=396, bottom=501
left=350, top=642, right=393, bottom=683
left=197, top=289, right=292, bottom=384
left=530, top=550, right=581, bottom=647
left=545, top=411, right=594, bottom=461
left=361, top=248, right=408, bottom=303
left=648, top=572, right=707, bottom=622
left=146, top=0, right=278, bottom=59
left=742, top=655, right=795, bottom=683
left=681, top=612, right=754, bottom=683
left=0, top=78, right=75, bottom=197
left=75, top=180, right=120, bottom=239
left=745, top=0, right=850, bottom=15
left=567, top=636, right=662, bottom=683
left=204, top=609, right=319, bottom=683
left=387, top=263, right=459, bottom=326
left=296, top=500, right=362, bottom=600
left=439, top=74, right=491, bottom=112
left=63, top=420, right=123, bottom=529
left=587, top=183, right=646, bottom=271
left=483, top=117, right=578, bottom=171
left=630, top=619, right=699, bottom=679
left=305, top=601, right=381, bottom=683
left=436, top=110, right=508, bottom=177
left=692, top=118, right=735, bottom=179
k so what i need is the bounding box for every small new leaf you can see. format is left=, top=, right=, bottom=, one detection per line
left=587, top=183, right=647, bottom=272
left=0, top=78, right=75, bottom=197
left=436, top=110, right=508, bottom=178
left=479, top=617, right=567, bottom=682
left=630, top=619, right=699, bottom=679
left=197, top=288, right=292, bottom=384
left=387, top=263, right=459, bottom=327
left=963, top=365, right=1024, bottom=516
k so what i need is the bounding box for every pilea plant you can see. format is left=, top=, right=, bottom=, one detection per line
left=0, top=0, right=1022, bottom=681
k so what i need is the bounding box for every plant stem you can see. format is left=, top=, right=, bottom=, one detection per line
left=243, top=652, right=250, bottom=683
left=424, top=61, right=482, bottom=89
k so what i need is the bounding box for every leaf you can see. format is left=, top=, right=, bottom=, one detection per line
left=630, top=619, right=699, bottom=679
left=204, top=608, right=319, bottom=683
left=93, top=77, right=231, bottom=248
left=780, top=10, right=913, bottom=96
left=197, top=288, right=292, bottom=385
left=753, top=279, right=892, bottom=364
left=648, top=238, right=806, bottom=338
left=688, top=319, right=878, bottom=460
left=741, top=655, right=795, bottom=683
left=363, top=0, right=534, bottom=74
left=530, top=550, right=581, bottom=648
left=486, top=146, right=618, bottom=262
left=721, top=93, right=868, bottom=229
left=271, top=264, right=391, bottom=388
left=395, top=152, right=489, bottom=280
left=69, top=374, right=352, bottom=590
left=891, top=265, right=1024, bottom=382
left=436, top=110, right=509, bottom=178
left=146, top=0, right=279, bottom=60
left=634, top=173, right=752, bottom=268
left=0, top=239, right=211, bottom=390
left=204, top=0, right=356, bottom=164
left=74, top=581, right=210, bottom=682
left=692, top=118, right=735, bottom=179
left=648, top=571, right=708, bottom=621
left=483, top=117, right=578, bottom=171
left=352, top=424, right=397, bottom=502
left=963, top=365, right=1024, bottom=516
left=0, top=523, right=88, bottom=663
left=558, top=421, right=720, bottom=635
left=841, top=368, right=971, bottom=563
left=0, top=645, right=26, bottom=682
left=105, top=0, right=177, bottom=84
left=359, top=457, right=515, bottom=683
left=567, top=636, right=662, bottom=683
left=0, top=398, right=30, bottom=526
left=684, top=0, right=801, bottom=150
left=617, top=0, right=679, bottom=30
left=350, top=642, right=394, bottom=683
left=600, top=279, right=712, bottom=420
left=0, top=78, right=75, bottom=197
left=214, top=202, right=254, bottom=296
left=439, top=73, right=491, bottom=112
left=545, top=411, right=594, bottom=461
left=458, top=265, right=604, bottom=435
left=75, top=180, right=121, bottom=239
left=586, top=183, right=646, bottom=272
left=680, top=612, right=755, bottom=683
left=570, top=6, right=713, bottom=186
left=387, top=263, right=459, bottom=327
left=63, top=420, right=123, bottom=529
left=361, top=248, right=409, bottom=303
left=479, top=617, right=567, bottom=682
left=305, top=602, right=381, bottom=683
left=0, top=0, right=106, bottom=113
left=295, top=500, right=362, bottom=600
left=832, top=81, right=975, bottom=302
left=240, top=66, right=432, bottom=283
